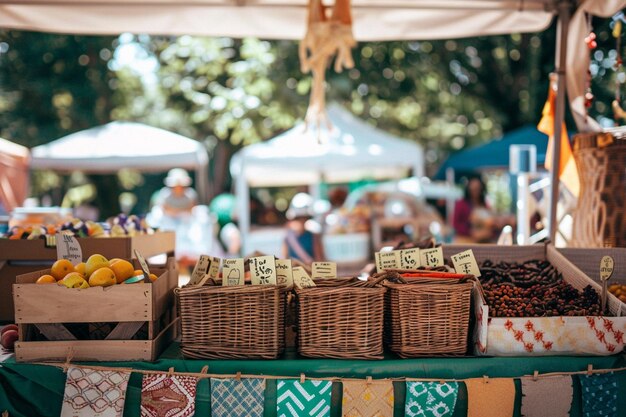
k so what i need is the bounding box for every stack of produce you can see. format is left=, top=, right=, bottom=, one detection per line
left=479, top=259, right=601, bottom=317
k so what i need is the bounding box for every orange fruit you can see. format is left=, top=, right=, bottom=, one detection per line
left=108, top=258, right=123, bottom=266
left=51, top=259, right=75, bottom=281
left=85, top=254, right=109, bottom=277
left=75, top=262, right=87, bottom=277
left=109, top=259, right=135, bottom=284
left=88, top=267, right=117, bottom=287
left=149, top=273, right=158, bottom=282
left=59, top=272, right=90, bottom=289
left=36, top=274, right=56, bottom=284
left=133, top=270, right=144, bottom=276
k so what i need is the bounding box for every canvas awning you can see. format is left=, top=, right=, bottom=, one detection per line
left=0, top=0, right=556, bottom=41
left=30, top=122, right=210, bottom=202
left=0, top=137, right=30, bottom=212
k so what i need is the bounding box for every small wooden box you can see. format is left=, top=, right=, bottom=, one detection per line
left=13, top=258, right=178, bottom=362
left=0, top=231, right=175, bottom=322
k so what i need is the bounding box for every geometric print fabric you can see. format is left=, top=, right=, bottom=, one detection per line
left=211, top=377, right=265, bottom=417
left=580, top=373, right=619, bottom=417
left=277, top=379, right=332, bottom=417
left=140, top=373, right=197, bottom=417
left=342, top=379, right=394, bottom=417
left=61, top=366, right=130, bottom=417
left=405, top=381, right=458, bottom=417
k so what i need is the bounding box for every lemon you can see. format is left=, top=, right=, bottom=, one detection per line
left=85, top=254, right=109, bottom=277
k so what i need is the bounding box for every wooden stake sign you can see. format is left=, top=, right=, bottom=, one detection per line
left=133, top=249, right=152, bottom=283
left=222, top=258, right=245, bottom=286
left=250, top=255, right=277, bottom=285
left=276, top=259, right=294, bottom=287
left=56, top=233, right=82, bottom=266
left=600, top=255, right=614, bottom=312
left=312, top=262, right=337, bottom=278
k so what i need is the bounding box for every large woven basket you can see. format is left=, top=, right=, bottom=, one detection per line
left=382, top=270, right=474, bottom=357
left=175, top=284, right=285, bottom=359
left=296, top=277, right=386, bottom=360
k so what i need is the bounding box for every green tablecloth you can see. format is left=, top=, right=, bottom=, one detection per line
left=1, top=343, right=625, bottom=417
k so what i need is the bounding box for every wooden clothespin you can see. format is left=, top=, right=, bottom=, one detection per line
left=439, top=379, right=446, bottom=385
left=587, top=364, right=593, bottom=375
left=200, top=366, right=209, bottom=374
left=533, top=371, right=539, bottom=381
left=63, top=347, right=74, bottom=372
left=483, top=375, right=489, bottom=384
left=300, top=373, right=306, bottom=384
left=236, top=372, right=242, bottom=381
left=167, top=367, right=175, bottom=376
left=366, top=376, right=372, bottom=385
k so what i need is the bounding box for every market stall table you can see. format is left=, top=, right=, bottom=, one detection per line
left=1, top=343, right=624, bottom=417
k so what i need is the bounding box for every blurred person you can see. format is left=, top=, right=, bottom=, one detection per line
left=453, top=176, right=495, bottom=243
left=282, top=193, right=324, bottom=263
left=156, top=169, right=197, bottom=217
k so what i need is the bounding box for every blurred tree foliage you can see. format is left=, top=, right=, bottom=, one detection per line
left=0, top=15, right=621, bottom=215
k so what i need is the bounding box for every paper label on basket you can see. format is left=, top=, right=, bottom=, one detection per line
left=397, top=248, right=420, bottom=270
left=56, top=233, right=82, bottom=265
left=189, top=255, right=212, bottom=285
left=276, top=259, right=294, bottom=287
left=451, top=249, right=481, bottom=277
left=133, top=249, right=152, bottom=283
left=293, top=266, right=316, bottom=289
left=312, top=261, right=337, bottom=278
left=375, top=251, right=400, bottom=272
left=250, top=255, right=277, bottom=285
left=208, top=256, right=221, bottom=279
left=420, top=247, right=444, bottom=267
left=222, top=258, right=245, bottom=286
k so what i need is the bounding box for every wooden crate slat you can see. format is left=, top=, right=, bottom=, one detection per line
left=35, top=323, right=77, bottom=341
left=105, top=322, right=145, bottom=340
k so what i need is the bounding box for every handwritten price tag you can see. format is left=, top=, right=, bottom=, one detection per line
left=420, top=247, right=444, bottom=268
left=208, top=257, right=221, bottom=280
left=276, top=259, right=294, bottom=287
left=189, top=255, right=212, bottom=285
left=375, top=251, right=400, bottom=272
left=451, top=249, right=481, bottom=277
left=56, top=233, right=82, bottom=265
left=600, top=256, right=615, bottom=282
left=222, top=258, right=245, bottom=286
left=312, top=262, right=337, bottom=279
left=250, top=255, right=277, bottom=285
left=397, top=248, right=420, bottom=270
left=293, top=266, right=316, bottom=289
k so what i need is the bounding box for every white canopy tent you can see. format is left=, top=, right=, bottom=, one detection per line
left=230, top=103, right=424, bottom=249
left=1, top=0, right=623, bottom=241
left=30, top=122, right=210, bottom=202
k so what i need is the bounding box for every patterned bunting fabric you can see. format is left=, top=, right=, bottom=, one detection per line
left=277, top=379, right=332, bottom=417
left=465, top=378, right=515, bottom=417
left=580, top=372, right=619, bottom=417
left=140, top=373, right=198, bottom=417
left=405, top=381, right=458, bottom=417
left=520, top=375, right=572, bottom=417
left=342, top=379, right=394, bottom=417
left=61, top=366, right=130, bottom=417
left=211, top=377, right=265, bottom=417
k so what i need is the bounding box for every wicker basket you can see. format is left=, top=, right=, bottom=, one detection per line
left=382, top=270, right=474, bottom=357
left=296, top=277, right=386, bottom=360
left=175, top=284, right=285, bottom=359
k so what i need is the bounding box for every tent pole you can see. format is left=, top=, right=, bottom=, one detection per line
left=548, top=0, right=572, bottom=243
left=236, top=170, right=250, bottom=256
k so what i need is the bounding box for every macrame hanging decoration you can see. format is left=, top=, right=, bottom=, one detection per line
left=299, top=0, right=356, bottom=132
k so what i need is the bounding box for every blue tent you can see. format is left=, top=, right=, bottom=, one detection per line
left=434, top=125, right=548, bottom=179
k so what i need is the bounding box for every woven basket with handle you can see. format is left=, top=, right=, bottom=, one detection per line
left=175, top=284, right=286, bottom=359
left=380, top=269, right=474, bottom=357
left=296, top=276, right=386, bottom=360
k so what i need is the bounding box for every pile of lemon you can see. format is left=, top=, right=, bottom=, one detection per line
left=36, top=255, right=158, bottom=288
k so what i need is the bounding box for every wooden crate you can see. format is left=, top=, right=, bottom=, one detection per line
left=442, top=244, right=626, bottom=356
left=13, top=258, right=178, bottom=362
left=0, top=231, right=175, bottom=322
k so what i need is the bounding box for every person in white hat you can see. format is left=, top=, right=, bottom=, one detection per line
left=157, top=168, right=198, bottom=216
left=282, top=193, right=324, bottom=263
